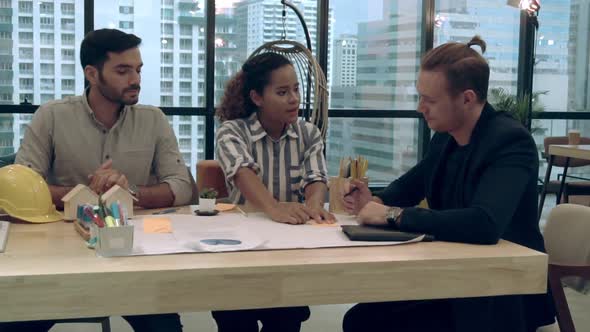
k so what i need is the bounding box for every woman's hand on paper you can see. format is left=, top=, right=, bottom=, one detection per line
left=268, top=202, right=314, bottom=225
left=305, top=204, right=336, bottom=224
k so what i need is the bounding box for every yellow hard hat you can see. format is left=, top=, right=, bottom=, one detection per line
left=0, top=164, right=62, bottom=223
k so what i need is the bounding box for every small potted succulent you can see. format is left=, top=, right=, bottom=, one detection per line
left=199, top=188, right=218, bottom=212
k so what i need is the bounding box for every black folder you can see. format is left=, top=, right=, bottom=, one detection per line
left=341, top=225, right=434, bottom=242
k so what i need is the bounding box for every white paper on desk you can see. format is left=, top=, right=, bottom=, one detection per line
left=129, top=219, right=186, bottom=255
left=125, top=213, right=425, bottom=256
left=239, top=212, right=420, bottom=249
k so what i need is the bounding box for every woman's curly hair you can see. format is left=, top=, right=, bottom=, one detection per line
left=217, top=53, right=292, bottom=122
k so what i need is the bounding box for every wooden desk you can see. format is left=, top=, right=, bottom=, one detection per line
left=0, top=220, right=547, bottom=322
left=539, top=144, right=590, bottom=219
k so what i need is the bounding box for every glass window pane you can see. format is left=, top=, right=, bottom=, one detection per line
left=533, top=0, right=589, bottom=112
left=0, top=0, right=84, bottom=155
left=327, top=118, right=420, bottom=184
left=95, top=0, right=206, bottom=108
left=330, top=1, right=422, bottom=110
left=435, top=0, right=520, bottom=94
left=96, top=1, right=209, bottom=172
left=213, top=0, right=319, bottom=107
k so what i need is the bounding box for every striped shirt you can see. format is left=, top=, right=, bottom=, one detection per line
left=216, top=112, right=328, bottom=204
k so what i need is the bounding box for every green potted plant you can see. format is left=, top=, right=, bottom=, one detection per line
left=199, top=187, right=218, bottom=212
left=488, top=87, right=547, bottom=135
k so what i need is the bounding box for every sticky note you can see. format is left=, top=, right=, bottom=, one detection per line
left=143, top=218, right=173, bottom=233
left=215, top=203, right=236, bottom=212
left=307, top=221, right=340, bottom=227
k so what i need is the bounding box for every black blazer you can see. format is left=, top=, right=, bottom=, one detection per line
left=376, top=103, right=555, bottom=332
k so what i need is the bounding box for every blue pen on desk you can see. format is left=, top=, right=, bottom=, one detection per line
left=152, top=208, right=178, bottom=215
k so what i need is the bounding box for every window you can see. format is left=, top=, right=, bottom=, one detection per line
left=119, top=6, right=134, bottom=14
left=0, top=63, right=12, bottom=71
left=18, top=1, right=33, bottom=13
left=61, top=18, right=75, bottom=31
left=61, top=3, right=75, bottom=15
left=179, top=96, right=192, bottom=106
left=61, top=49, right=75, bottom=61
left=180, top=68, right=191, bottom=79
left=163, top=23, right=173, bottom=35
left=161, top=67, right=173, bottom=79
left=19, top=47, right=33, bottom=59
left=179, top=138, right=191, bottom=150
left=435, top=0, right=519, bottom=96
left=18, top=32, right=33, bottom=44
left=160, top=81, right=172, bottom=93
left=61, top=34, right=75, bottom=45
left=61, top=79, right=75, bottom=91
left=180, top=39, right=192, bottom=50
left=19, top=78, right=33, bottom=90
left=18, top=16, right=33, bottom=28
left=40, top=63, right=54, bottom=75
left=39, top=2, right=54, bottom=14
left=161, top=8, right=173, bottom=21
left=0, top=32, right=10, bottom=39
left=61, top=64, right=75, bottom=76
left=41, top=78, right=55, bottom=91
left=40, top=17, right=54, bottom=29
left=161, top=52, right=173, bottom=64
left=0, top=0, right=11, bottom=8
left=180, top=53, right=192, bottom=64
left=0, top=93, right=11, bottom=103
left=179, top=124, right=191, bottom=136
left=323, top=1, right=424, bottom=182
left=160, top=95, right=173, bottom=106
left=40, top=48, right=54, bottom=60
left=40, top=33, right=54, bottom=45
left=180, top=25, right=192, bottom=36
left=180, top=82, right=191, bottom=93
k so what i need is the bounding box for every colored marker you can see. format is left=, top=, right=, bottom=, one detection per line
left=110, top=202, right=121, bottom=226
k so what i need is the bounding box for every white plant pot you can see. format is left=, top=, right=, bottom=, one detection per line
left=199, top=198, right=216, bottom=212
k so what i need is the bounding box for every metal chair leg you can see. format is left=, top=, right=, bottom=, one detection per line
left=101, top=317, right=111, bottom=332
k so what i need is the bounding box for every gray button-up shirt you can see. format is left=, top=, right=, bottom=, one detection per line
left=216, top=112, right=328, bottom=204
left=15, top=92, right=192, bottom=206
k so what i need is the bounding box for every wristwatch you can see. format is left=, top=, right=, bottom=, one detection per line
left=386, top=207, right=403, bottom=228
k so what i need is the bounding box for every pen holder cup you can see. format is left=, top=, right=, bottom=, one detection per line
left=328, top=176, right=368, bottom=214
left=93, top=224, right=134, bottom=257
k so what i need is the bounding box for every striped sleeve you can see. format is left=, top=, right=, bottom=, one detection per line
left=299, top=122, right=328, bottom=192
left=215, top=121, right=260, bottom=191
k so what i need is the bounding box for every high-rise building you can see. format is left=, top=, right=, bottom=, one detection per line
left=234, top=0, right=333, bottom=82
left=328, top=1, right=422, bottom=182
left=333, top=34, right=357, bottom=87
left=2, top=0, right=85, bottom=154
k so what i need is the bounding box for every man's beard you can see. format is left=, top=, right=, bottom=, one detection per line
left=97, top=71, right=140, bottom=106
